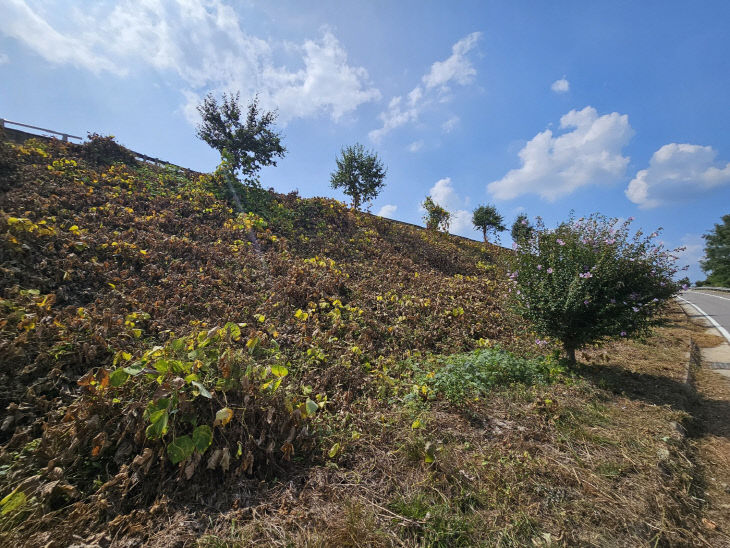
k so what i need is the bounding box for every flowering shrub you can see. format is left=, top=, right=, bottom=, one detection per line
left=508, top=214, right=682, bottom=363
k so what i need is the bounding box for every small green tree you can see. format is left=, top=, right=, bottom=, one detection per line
left=422, top=196, right=451, bottom=231
left=511, top=214, right=533, bottom=243
left=509, top=215, right=680, bottom=364
left=330, top=143, right=387, bottom=210
left=472, top=204, right=505, bottom=243
left=700, top=214, right=730, bottom=287
left=196, top=92, right=286, bottom=187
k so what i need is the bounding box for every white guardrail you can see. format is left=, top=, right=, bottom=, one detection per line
left=1, top=118, right=82, bottom=142
left=691, top=287, right=730, bottom=293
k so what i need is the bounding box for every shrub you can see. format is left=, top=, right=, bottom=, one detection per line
left=422, top=196, right=450, bottom=231
left=409, top=348, right=562, bottom=404
left=509, top=214, right=681, bottom=363
left=80, top=133, right=138, bottom=167
left=511, top=214, right=533, bottom=243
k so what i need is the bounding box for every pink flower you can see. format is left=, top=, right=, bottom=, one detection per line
left=537, top=264, right=543, bottom=270
left=556, top=239, right=565, bottom=246
left=547, top=268, right=553, bottom=274
left=620, top=331, right=627, bottom=337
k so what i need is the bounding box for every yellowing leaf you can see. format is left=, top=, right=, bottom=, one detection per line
left=0, top=488, right=26, bottom=515
left=328, top=442, right=340, bottom=458
left=270, top=364, right=288, bottom=378
left=214, top=407, right=234, bottom=427
left=411, top=419, right=423, bottom=429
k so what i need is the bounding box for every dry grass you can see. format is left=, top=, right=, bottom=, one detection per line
left=28, top=304, right=712, bottom=547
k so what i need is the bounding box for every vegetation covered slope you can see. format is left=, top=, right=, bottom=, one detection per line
left=0, top=135, right=711, bottom=546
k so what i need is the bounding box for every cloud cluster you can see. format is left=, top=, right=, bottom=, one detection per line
left=0, top=0, right=380, bottom=124
left=426, top=178, right=473, bottom=236
left=369, top=32, right=481, bottom=142
left=376, top=204, right=398, bottom=219
left=626, top=143, right=730, bottom=208
left=551, top=77, right=570, bottom=93
left=487, top=106, right=633, bottom=201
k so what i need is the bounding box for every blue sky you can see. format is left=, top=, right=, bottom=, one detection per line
left=2, top=1, right=729, bottom=282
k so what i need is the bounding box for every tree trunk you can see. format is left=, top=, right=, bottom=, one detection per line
left=565, top=346, right=576, bottom=365
left=482, top=227, right=487, bottom=243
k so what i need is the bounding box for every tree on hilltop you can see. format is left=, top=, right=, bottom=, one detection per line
left=330, top=143, right=387, bottom=210
left=472, top=204, right=505, bottom=243
left=422, top=196, right=451, bottom=231
left=196, top=92, right=286, bottom=188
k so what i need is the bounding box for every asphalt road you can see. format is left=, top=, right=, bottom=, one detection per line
left=679, top=290, right=730, bottom=343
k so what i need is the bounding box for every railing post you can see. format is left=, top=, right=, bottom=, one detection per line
left=0, top=119, right=4, bottom=129
left=62, top=134, right=68, bottom=142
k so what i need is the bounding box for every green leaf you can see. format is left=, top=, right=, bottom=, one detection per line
left=123, top=362, right=144, bottom=376
left=146, top=409, right=168, bottom=439
left=271, top=364, right=288, bottom=378
left=153, top=359, right=170, bottom=374
left=224, top=322, right=241, bottom=341
left=191, top=381, right=212, bottom=399
left=167, top=435, right=195, bottom=464
left=109, top=368, right=129, bottom=387
left=192, top=425, right=213, bottom=453
left=305, top=398, right=319, bottom=416
left=328, top=442, right=340, bottom=458
left=0, top=488, right=26, bottom=515
left=170, top=337, right=187, bottom=353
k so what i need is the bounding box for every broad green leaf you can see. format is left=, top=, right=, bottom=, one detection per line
left=0, top=488, right=26, bottom=515
left=146, top=409, right=168, bottom=439
left=224, top=322, right=241, bottom=341
left=167, top=435, right=195, bottom=464
left=170, top=337, right=187, bottom=353
left=109, top=368, right=129, bottom=387
left=328, top=443, right=340, bottom=458
left=153, top=359, right=170, bottom=374
left=305, top=398, right=319, bottom=416
left=214, top=407, right=234, bottom=427
left=191, top=381, right=212, bottom=399
left=123, top=362, right=144, bottom=376
left=192, top=425, right=213, bottom=453
left=271, top=364, right=288, bottom=378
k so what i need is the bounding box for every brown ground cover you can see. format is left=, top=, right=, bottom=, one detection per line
left=0, top=134, right=725, bottom=546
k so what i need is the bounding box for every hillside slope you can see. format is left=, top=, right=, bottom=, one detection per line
left=0, top=134, right=713, bottom=546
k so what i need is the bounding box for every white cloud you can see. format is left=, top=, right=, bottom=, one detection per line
left=0, top=52, right=9, bottom=65
left=0, top=0, right=379, bottom=124
left=369, top=32, right=481, bottom=142
left=551, top=77, right=570, bottom=94
left=487, top=106, right=634, bottom=201
left=407, top=140, right=424, bottom=153
left=626, top=143, right=730, bottom=208
left=0, top=0, right=117, bottom=73
left=376, top=204, right=398, bottom=219
left=426, top=177, right=474, bottom=236
left=441, top=116, right=459, bottom=133
left=422, top=32, right=480, bottom=90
